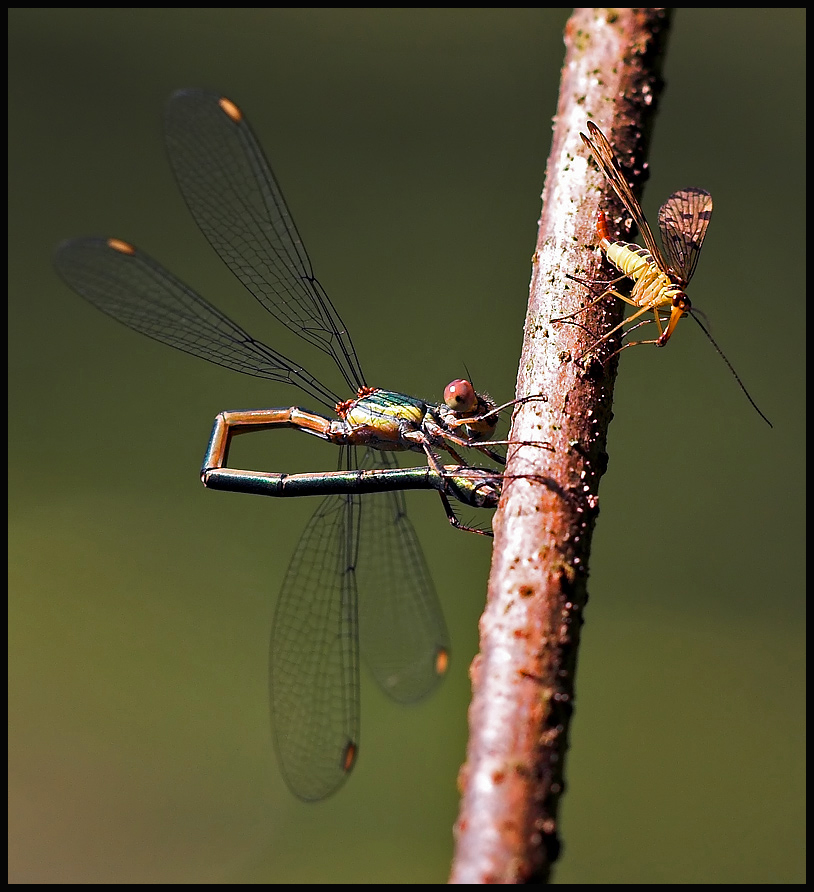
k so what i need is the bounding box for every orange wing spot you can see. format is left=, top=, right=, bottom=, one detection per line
left=107, top=238, right=136, bottom=255
left=218, top=97, right=242, bottom=123
left=435, top=646, right=450, bottom=677
left=356, top=386, right=377, bottom=398
left=341, top=740, right=358, bottom=773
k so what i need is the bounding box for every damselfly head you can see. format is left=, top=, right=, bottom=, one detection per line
left=442, top=379, right=500, bottom=441
left=444, top=378, right=478, bottom=413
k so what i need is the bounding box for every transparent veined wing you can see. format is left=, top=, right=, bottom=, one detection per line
left=163, top=88, right=364, bottom=393
left=269, top=447, right=449, bottom=801
left=356, top=460, right=450, bottom=704
left=52, top=236, right=340, bottom=408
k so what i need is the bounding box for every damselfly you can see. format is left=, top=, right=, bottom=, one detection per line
left=555, top=121, right=771, bottom=427
left=54, top=89, right=523, bottom=801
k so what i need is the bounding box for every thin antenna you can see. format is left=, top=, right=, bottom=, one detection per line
left=689, top=311, right=773, bottom=427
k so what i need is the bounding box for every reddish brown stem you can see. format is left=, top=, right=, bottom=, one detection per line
left=450, top=8, right=673, bottom=884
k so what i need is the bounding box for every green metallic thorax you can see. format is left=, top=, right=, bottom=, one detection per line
left=340, top=389, right=428, bottom=451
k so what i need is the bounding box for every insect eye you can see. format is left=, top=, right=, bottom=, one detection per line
left=672, top=293, right=690, bottom=310
left=444, top=379, right=478, bottom=413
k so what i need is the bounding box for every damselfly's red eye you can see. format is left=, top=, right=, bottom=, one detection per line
left=444, top=379, right=477, bottom=413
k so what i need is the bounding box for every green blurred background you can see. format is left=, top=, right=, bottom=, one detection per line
left=8, top=9, right=805, bottom=884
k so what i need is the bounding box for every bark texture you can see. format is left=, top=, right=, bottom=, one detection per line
left=450, top=8, right=673, bottom=884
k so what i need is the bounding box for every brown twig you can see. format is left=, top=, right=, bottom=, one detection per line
left=449, top=8, right=673, bottom=884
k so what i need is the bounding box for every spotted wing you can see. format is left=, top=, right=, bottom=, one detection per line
left=163, top=88, right=365, bottom=393
left=657, top=188, right=713, bottom=287
left=356, top=453, right=451, bottom=706
left=269, top=447, right=449, bottom=802
left=53, top=237, right=341, bottom=409
left=269, top=479, right=361, bottom=801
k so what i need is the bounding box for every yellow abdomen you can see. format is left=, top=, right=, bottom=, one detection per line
left=604, top=240, right=652, bottom=280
